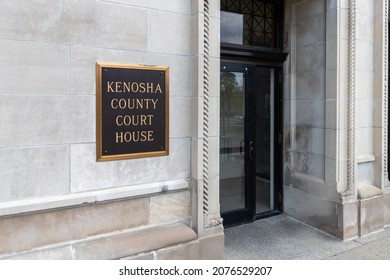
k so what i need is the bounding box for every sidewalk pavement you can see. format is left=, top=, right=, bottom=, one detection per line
left=224, top=214, right=390, bottom=260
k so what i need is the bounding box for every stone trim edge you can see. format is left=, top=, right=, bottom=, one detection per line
left=0, top=179, right=189, bottom=218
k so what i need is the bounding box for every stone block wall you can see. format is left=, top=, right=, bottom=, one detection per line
left=284, top=0, right=341, bottom=236
left=0, top=0, right=194, bottom=201
left=284, top=0, right=390, bottom=239
left=0, top=0, right=223, bottom=259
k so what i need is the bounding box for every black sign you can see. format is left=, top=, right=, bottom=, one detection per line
left=96, top=63, right=169, bottom=161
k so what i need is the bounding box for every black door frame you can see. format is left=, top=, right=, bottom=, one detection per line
left=219, top=0, right=287, bottom=227
left=220, top=62, right=255, bottom=226
left=220, top=59, right=285, bottom=227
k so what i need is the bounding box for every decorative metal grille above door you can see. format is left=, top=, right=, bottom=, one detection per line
left=221, top=0, right=279, bottom=48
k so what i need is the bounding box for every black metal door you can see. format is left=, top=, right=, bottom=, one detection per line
left=220, top=61, right=282, bottom=227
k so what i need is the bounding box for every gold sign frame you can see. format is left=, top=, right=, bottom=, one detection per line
left=96, top=62, right=169, bottom=161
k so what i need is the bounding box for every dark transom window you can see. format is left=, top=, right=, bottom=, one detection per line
left=221, top=0, right=280, bottom=49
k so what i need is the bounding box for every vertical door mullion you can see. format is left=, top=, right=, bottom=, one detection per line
left=245, top=65, right=256, bottom=220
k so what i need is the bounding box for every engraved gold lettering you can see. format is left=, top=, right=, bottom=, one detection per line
left=131, top=82, right=139, bottom=92
left=115, top=82, right=121, bottom=92
left=140, top=115, right=147, bottom=125
left=106, top=82, right=163, bottom=94
left=124, top=132, right=131, bottom=142
left=132, top=115, right=139, bottom=126
left=111, top=98, right=160, bottom=109
left=107, top=82, right=114, bottom=92
left=115, top=131, right=154, bottom=143
left=147, top=115, right=153, bottom=125
left=116, top=115, right=123, bottom=126
left=132, top=131, right=140, bottom=142
left=123, top=82, right=131, bottom=92
left=140, top=131, right=147, bottom=141
left=146, top=83, right=153, bottom=93
left=155, top=83, right=162, bottom=93
left=148, top=131, right=154, bottom=141
left=111, top=98, right=118, bottom=109
left=115, top=115, right=154, bottom=126
left=128, top=99, right=135, bottom=109
left=118, top=99, right=127, bottom=109
left=116, top=132, right=124, bottom=143
left=136, top=99, right=143, bottom=109
left=139, top=83, right=146, bottom=93
left=151, top=99, right=158, bottom=109
left=124, top=116, right=131, bottom=125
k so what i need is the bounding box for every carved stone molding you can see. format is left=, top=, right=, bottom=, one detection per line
left=383, top=0, right=389, bottom=186
left=345, top=0, right=356, bottom=197
left=202, top=0, right=211, bottom=228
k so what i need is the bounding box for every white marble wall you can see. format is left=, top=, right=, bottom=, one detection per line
left=0, top=0, right=195, bottom=214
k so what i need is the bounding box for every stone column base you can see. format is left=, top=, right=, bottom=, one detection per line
left=337, top=185, right=385, bottom=240
left=336, top=200, right=359, bottom=240
left=358, top=185, right=384, bottom=236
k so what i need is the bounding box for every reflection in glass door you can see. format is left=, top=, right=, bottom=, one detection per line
left=255, top=67, right=274, bottom=214
left=220, top=70, right=246, bottom=213
left=220, top=63, right=280, bottom=226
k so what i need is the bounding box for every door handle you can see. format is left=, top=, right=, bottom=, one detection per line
left=240, top=140, right=245, bottom=158
left=249, top=141, right=255, bottom=161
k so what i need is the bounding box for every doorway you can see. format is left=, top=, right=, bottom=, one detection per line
left=219, top=62, right=283, bottom=226
left=219, top=0, right=285, bottom=227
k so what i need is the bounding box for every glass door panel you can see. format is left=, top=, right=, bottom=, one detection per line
left=219, top=62, right=280, bottom=227
left=255, top=68, right=274, bottom=214
left=220, top=70, right=246, bottom=213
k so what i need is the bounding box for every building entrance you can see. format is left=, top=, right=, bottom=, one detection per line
left=220, top=62, right=282, bottom=226
left=219, top=0, right=286, bottom=227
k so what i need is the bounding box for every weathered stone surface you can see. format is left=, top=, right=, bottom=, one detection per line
left=199, top=233, right=224, bottom=260
left=149, top=11, right=193, bottom=55
left=121, top=253, right=154, bottom=260
left=96, top=2, right=148, bottom=51
left=170, top=97, right=197, bottom=138
left=0, top=198, right=149, bottom=255
left=0, top=0, right=96, bottom=45
left=296, top=71, right=325, bottom=100
left=296, top=44, right=326, bottom=73
left=155, top=240, right=200, bottom=260
left=358, top=185, right=383, bottom=199
left=71, top=139, right=190, bottom=192
left=295, top=0, right=325, bottom=19
left=2, top=245, right=73, bottom=260
left=150, top=191, right=191, bottom=224
left=0, top=40, right=70, bottom=95
left=359, top=195, right=384, bottom=236
left=0, top=95, right=95, bottom=147
left=106, top=0, right=192, bottom=14
left=337, top=201, right=359, bottom=240
left=296, top=14, right=325, bottom=47
left=72, top=223, right=197, bottom=259
left=0, top=146, right=70, bottom=202
left=284, top=186, right=338, bottom=236
left=0, top=0, right=202, bottom=262
left=295, top=100, right=325, bottom=128
left=148, top=0, right=192, bottom=14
